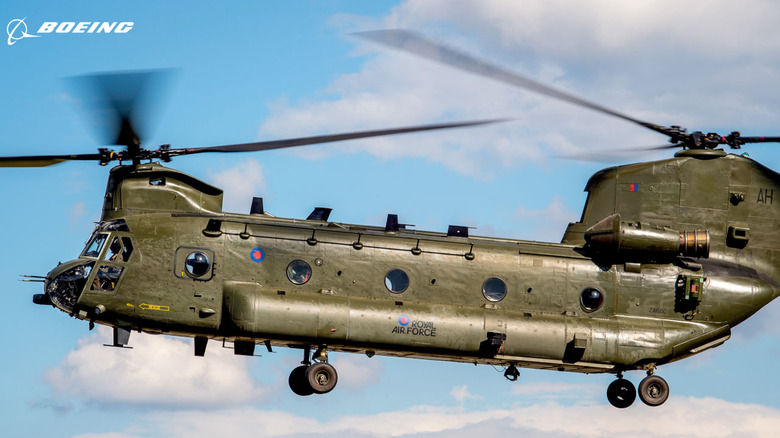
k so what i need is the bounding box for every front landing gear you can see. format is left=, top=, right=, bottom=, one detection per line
left=606, top=370, right=670, bottom=408
left=606, top=375, right=636, bottom=409
left=289, top=365, right=314, bottom=396
left=288, top=345, right=339, bottom=396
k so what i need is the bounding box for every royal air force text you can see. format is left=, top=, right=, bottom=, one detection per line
left=392, top=320, right=437, bottom=337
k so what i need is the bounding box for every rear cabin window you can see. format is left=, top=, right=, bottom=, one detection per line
left=482, top=277, right=507, bottom=302
left=287, top=260, right=312, bottom=285
left=385, top=269, right=409, bottom=293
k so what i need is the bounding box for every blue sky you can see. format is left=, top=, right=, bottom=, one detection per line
left=2, top=1, right=779, bottom=437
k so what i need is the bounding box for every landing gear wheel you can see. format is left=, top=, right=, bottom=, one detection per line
left=306, top=362, right=338, bottom=394
left=638, top=375, right=669, bottom=406
left=606, top=378, right=636, bottom=409
left=289, top=365, right=314, bottom=396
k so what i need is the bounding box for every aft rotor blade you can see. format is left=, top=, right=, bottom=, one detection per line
left=177, top=119, right=507, bottom=155
left=738, top=136, right=780, bottom=145
left=558, top=144, right=681, bottom=162
left=354, top=29, right=674, bottom=139
left=0, top=153, right=104, bottom=167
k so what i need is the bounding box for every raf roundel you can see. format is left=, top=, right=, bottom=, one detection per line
left=250, top=247, right=265, bottom=263
left=398, top=315, right=410, bottom=326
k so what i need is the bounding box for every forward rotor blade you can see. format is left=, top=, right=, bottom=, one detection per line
left=0, top=119, right=505, bottom=167
left=0, top=153, right=104, bottom=167
left=178, top=119, right=507, bottom=155
left=70, top=70, right=172, bottom=151
left=354, top=29, right=674, bottom=139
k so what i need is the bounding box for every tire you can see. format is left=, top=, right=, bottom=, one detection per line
left=638, top=375, right=670, bottom=406
left=288, top=365, right=314, bottom=396
left=306, top=362, right=338, bottom=394
left=606, top=378, right=636, bottom=409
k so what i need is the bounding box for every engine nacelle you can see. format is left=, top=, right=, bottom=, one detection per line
left=584, top=214, right=709, bottom=260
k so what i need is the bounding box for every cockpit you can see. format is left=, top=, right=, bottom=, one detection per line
left=44, top=220, right=134, bottom=315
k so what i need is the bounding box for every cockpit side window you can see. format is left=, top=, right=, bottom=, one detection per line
left=105, top=237, right=122, bottom=261
left=100, top=236, right=135, bottom=263
left=91, top=266, right=125, bottom=292
left=82, top=233, right=108, bottom=258
left=121, top=237, right=134, bottom=262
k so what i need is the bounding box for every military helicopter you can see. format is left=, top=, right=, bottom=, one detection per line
left=7, top=30, right=779, bottom=409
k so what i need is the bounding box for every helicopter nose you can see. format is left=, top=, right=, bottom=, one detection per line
left=26, top=274, right=53, bottom=306
left=40, top=260, right=95, bottom=314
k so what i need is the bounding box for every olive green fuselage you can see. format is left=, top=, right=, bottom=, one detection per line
left=46, top=150, right=779, bottom=374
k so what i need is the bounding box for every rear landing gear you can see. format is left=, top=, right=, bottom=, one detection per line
left=638, top=374, right=670, bottom=406
left=606, top=370, right=670, bottom=408
left=288, top=345, right=339, bottom=396
left=306, top=362, right=338, bottom=393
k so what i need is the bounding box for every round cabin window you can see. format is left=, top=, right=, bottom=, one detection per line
left=185, top=251, right=211, bottom=278
left=287, top=260, right=312, bottom=285
left=482, top=277, right=507, bottom=302
left=580, top=287, right=604, bottom=312
left=385, top=269, right=409, bottom=293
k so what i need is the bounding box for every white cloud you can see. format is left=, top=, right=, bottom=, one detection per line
left=75, top=434, right=143, bottom=438
left=208, top=158, right=266, bottom=213
left=732, top=298, right=780, bottom=340
left=331, top=353, right=385, bottom=392
left=511, top=381, right=602, bottom=401
left=391, top=0, right=780, bottom=58
left=44, top=326, right=266, bottom=409
left=69, top=201, right=87, bottom=229
left=72, top=395, right=780, bottom=438
left=512, top=196, right=578, bottom=242
left=450, top=384, right=482, bottom=403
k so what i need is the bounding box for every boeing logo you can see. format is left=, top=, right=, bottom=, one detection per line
left=7, top=18, right=134, bottom=46
left=7, top=18, right=40, bottom=46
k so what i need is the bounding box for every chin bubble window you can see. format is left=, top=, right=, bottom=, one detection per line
left=580, top=287, right=604, bottom=312
left=482, top=277, right=507, bottom=302
left=385, top=269, right=409, bottom=293
left=287, top=260, right=312, bottom=285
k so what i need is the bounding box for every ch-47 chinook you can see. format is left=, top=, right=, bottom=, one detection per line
left=7, top=30, right=779, bottom=409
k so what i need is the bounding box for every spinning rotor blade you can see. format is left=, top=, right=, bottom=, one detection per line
left=0, top=119, right=506, bottom=167
left=71, top=70, right=172, bottom=151
left=729, top=135, right=780, bottom=146
left=0, top=153, right=104, bottom=168
left=356, top=30, right=780, bottom=151
left=0, top=65, right=505, bottom=167
left=558, top=144, right=682, bottom=162
left=354, top=30, right=674, bottom=139
left=1, top=71, right=168, bottom=168
left=178, top=119, right=506, bottom=156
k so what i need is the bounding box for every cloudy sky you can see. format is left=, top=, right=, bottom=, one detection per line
left=2, top=1, right=779, bottom=437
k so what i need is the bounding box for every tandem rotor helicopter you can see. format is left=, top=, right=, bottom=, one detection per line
left=7, top=30, right=779, bottom=409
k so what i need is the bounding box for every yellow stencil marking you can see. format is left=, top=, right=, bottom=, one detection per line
left=139, top=303, right=170, bottom=312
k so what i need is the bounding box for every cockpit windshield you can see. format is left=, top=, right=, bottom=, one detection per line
left=82, top=233, right=108, bottom=258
